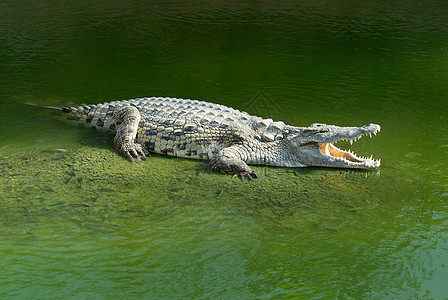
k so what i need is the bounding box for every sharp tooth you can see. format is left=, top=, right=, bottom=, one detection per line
left=370, top=155, right=373, bottom=160
left=369, top=133, right=372, bottom=138
left=325, top=144, right=331, bottom=156
left=350, top=139, right=353, bottom=145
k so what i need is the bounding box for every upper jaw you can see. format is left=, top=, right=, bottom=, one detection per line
left=311, top=123, right=381, bottom=144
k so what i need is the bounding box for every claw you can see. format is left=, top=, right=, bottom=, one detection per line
left=130, top=149, right=138, bottom=159
left=124, top=152, right=134, bottom=161
left=138, top=150, right=147, bottom=160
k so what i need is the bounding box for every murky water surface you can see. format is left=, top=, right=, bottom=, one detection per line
left=1, top=1, right=447, bottom=298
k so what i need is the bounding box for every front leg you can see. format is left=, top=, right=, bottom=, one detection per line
left=112, top=106, right=149, bottom=162
left=210, top=146, right=258, bottom=180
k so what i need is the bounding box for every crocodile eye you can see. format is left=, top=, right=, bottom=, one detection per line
left=310, top=123, right=325, bottom=127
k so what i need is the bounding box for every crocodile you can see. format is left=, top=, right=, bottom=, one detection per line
left=62, top=97, right=381, bottom=179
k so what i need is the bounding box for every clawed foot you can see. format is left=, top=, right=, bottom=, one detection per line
left=210, top=153, right=259, bottom=180
left=233, top=170, right=258, bottom=181
left=119, top=142, right=150, bottom=162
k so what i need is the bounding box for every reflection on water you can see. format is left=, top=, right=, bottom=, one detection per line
left=1, top=0, right=447, bottom=298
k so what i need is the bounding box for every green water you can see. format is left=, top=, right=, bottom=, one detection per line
left=1, top=0, right=447, bottom=298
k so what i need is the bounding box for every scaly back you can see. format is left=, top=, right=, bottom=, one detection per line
left=63, top=97, right=288, bottom=143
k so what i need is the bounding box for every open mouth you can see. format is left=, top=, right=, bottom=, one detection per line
left=317, top=129, right=381, bottom=168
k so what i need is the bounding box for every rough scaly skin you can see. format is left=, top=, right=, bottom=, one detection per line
left=63, top=97, right=381, bottom=179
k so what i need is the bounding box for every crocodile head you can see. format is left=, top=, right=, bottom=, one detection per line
left=288, top=123, right=381, bottom=169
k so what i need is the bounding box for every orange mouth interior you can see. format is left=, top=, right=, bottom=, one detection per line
left=318, top=143, right=361, bottom=163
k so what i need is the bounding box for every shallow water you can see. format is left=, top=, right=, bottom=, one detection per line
left=1, top=0, right=447, bottom=298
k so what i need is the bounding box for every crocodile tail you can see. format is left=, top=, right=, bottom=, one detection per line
left=23, top=102, right=63, bottom=111
left=61, top=104, right=115, bottom=129
left=61, top=105, right=89, bottom=120
left=41, top=105, right=63, bottom=111
left=61, top=106, right=90, bottom=121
